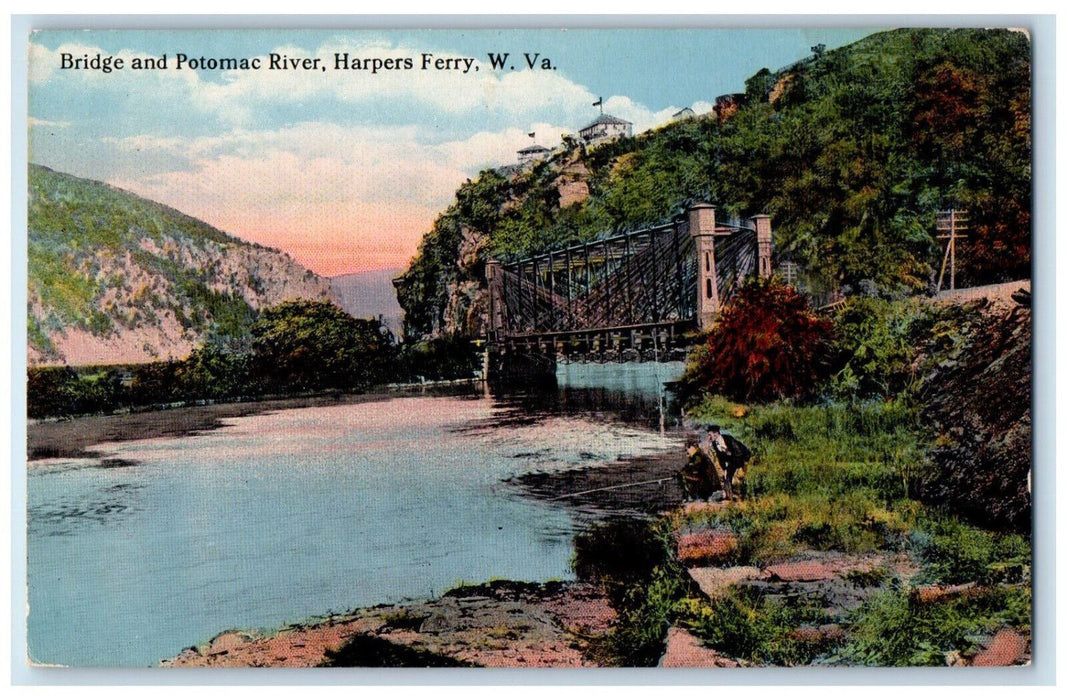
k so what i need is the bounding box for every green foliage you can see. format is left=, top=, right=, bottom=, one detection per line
left=600, top=564, right=692, bottom=666
left=176, top=345, right=252, bottom=400
left=719, top=29, right=1029, bottom=292
left=836, top=585, right=1031, bottom=666
left=27, top=366, right=109, bottom=418
left=396, top=29, right=1030, bottom=342
left=252, top=300, right=396, bottom=393
left=908, top=516, right=1030, bottom=586
left=679, top=279, right=835, bottom=404
left=829, top=297, right=984, bottom=401
left=396, top=336, right=479, bottom=382
left=28, top=300, right=402, bottom=418
left=686, top=585, right=838, bottom=665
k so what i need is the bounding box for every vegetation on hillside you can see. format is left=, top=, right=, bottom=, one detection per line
left=27, top=300, right=398, bottom=418
left=397, top=28, right=1030, bottom=340
left=28, top=164, right=330, bottom=363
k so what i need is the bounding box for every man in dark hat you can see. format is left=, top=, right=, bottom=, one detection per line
left=678, top=435, right=722, bottom=502
left=705, top=425, right=751, bottom=500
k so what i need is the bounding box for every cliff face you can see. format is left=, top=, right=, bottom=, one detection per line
left=28, top=164, right=336, bottom=366
left=396, top=28, right=1030, bottom=342
left=920, top=303, right=1032, bottom=532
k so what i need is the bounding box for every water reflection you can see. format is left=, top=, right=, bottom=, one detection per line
left=492, top=361, right=687, bottom=433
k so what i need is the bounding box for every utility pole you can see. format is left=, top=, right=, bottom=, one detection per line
left=936, top=209, right=969, bottom=293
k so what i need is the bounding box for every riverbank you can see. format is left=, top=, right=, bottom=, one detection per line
left=157, top=395, right=1032, bottom=668
left=27, top=392, right=392, bottom=462
left=164, top=580, right=615, bottom=668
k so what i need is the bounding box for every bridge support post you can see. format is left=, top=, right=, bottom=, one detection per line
left=753, top=214, right=773, bottom=279
left=689, top=203, right=719, bottom=331
left=486, top=259, right=505, bottom=336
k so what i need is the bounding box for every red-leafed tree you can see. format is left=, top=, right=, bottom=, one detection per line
left=681, top=279, right=835, bottom=403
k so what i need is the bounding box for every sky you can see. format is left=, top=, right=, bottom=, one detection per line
left=27, top=28, right=878, bottom=276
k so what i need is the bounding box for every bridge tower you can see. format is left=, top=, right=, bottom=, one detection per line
left=690, top=204, right=773, bottom=331
left=689, top=203, right=720, bottom=331
left=753, top=214, right=773, bottom=279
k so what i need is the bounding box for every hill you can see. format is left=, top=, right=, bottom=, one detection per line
left=329, top=269, right=405, bottom=338
left=28, top=164, right=337, bottom=366
left=395, top=28, right=1030, bottom=341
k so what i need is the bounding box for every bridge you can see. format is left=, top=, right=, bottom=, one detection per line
left=485, top=204, right=772, bottom=362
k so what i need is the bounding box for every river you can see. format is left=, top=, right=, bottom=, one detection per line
left=26, top=361, right=685, bottom=667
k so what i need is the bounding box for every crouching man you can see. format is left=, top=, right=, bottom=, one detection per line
left=678, top=435, right=724, bottom=502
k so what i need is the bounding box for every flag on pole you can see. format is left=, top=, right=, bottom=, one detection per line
left=528, top=132, right=535, bottom=138
left=592, top=97, right=602, bottom=107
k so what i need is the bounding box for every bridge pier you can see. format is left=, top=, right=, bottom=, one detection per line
left=754, top=214, right=773, bottom=279
left=690, top=203, right=720, bottom=332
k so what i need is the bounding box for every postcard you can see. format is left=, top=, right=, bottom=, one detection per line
left=21, top=24, right=1034, bottom=671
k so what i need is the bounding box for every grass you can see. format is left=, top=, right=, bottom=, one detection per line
left=674, top=394, right=1032, bottom=666
left=834, top=585, right=1032, bottom=666
left=683, top=585, right=839, bottom=665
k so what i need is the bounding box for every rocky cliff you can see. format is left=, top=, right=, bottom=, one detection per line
left=28, top=164, right=337, bottom=366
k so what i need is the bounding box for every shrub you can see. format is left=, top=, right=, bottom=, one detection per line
left=908, top=516, right=1031, bottom=585
left=252, top=300, right=396, bottom=393
left=678, top=278, right=835, bottom=404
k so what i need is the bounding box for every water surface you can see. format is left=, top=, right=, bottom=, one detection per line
left=28, top=368, right=681, bottom=667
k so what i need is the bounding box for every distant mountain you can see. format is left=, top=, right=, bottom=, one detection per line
left=329, top=269, right=405, bottom=338
left=28, top=164, right=337, bottom=366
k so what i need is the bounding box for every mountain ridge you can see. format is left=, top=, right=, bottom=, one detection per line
left=28, top=164, right=338, bottom=367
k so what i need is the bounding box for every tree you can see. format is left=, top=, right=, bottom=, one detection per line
left=251, top=300, right=396, bottom=393
left=680, top=279, right=835, bottom=403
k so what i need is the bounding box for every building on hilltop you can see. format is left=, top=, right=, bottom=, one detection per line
left=671, top=107, right=696, bottom=121
left=517, top=143, right=551, bottom=164
left=578, top=113, right=632, bottom=146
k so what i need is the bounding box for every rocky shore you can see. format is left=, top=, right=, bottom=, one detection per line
left=164, top=580, right=614, bottom=668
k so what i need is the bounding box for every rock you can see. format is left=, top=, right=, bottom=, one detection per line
left=765, top=554, right=886, bottom=583
left=676, top=530, right=738, bottom=565
left=789, top=624, right=844, bottom=645
left=970, top=629, right=1029, bottom=667
left=766, top=560, right=845, bottom=582
left=910, top=582, right=980, bottom=605
left=688, top=566, right=764, bottom=598
left=659, top=627, right=739, bottom=667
